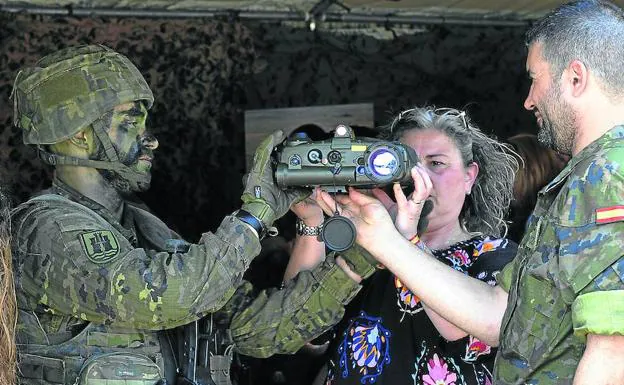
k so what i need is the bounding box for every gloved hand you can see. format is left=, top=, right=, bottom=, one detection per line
left=337, top=244, right=378, bottom=280
left=241, top=130, right=310, bottom=229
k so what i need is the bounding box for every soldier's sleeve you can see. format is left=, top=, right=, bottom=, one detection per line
left=15, top=204, right=261, bottom=330
left=562, top=148, right=624, bottom=338
left=572, top=255, right=624, bottom=338
left=222, top=254, right=361, bottom=358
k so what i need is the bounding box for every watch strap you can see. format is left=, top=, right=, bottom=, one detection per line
left=296, top=218, right=324, bottom=236
left=235, top=209, right=266, bottom=239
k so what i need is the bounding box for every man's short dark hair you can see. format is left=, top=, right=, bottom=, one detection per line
left=526, top=0, right=624, bottom=98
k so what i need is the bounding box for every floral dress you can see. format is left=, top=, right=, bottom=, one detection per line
left=324, top=236, right=517, bottom=385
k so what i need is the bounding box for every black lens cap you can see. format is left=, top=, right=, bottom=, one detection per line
left=321, top=215, right=356, bottom=252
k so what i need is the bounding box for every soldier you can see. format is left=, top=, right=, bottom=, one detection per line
left=10, top=45, right=372, bottom=385
left=315, top=1, right=624, bottom=383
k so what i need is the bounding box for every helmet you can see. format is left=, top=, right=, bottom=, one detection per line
left=12, top=44, right=154, bottom=145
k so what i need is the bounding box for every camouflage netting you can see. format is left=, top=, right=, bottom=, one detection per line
left=0, top=14, right=262, bottom=238
left=0, top=13, right=532, bottom=240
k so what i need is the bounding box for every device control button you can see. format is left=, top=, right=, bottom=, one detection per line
left=308, top=149, right=322, bottom=164
left=289, top=154, right=302, bottom=166
left=328, top=150, right=342, bottom=163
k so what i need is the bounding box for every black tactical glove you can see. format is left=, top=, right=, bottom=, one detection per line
left=241, top=130, right=309, bottom=230
left=337, top=244, right=378, bottom=280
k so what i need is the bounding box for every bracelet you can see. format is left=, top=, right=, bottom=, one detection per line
left=409, top=234, right=420, bottom=244
left=409, top=234, right=427, bottom=251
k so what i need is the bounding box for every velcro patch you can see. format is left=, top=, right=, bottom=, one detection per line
left=596, top=206, right=624, bottom=224
left=79, top=230, right=120, bottom=264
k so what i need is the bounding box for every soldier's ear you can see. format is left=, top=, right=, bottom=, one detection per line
left=69, top=131, right=89, bottom=150
left=70, top=127, right=98, bottom=154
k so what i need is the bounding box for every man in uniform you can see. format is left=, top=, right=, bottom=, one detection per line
left=10, top=44, right=375, bottom=385
left=316, top=1, right=624, bottom=383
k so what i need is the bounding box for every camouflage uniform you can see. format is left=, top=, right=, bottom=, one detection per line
left=495, top=125, right=624, bottom=384
left=10, top=45, right=367, bottom=385
left=12, top=178, right=361, bottom=384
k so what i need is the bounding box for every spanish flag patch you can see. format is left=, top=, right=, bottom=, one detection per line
left=596, top=206, right=624, bottom=224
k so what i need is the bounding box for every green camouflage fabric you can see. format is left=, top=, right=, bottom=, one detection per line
left=12, top=44, right=154, bottom=145
left=11, top=179, right=362, bottom=384
left=495, top=125, right=624, bottom=384
left=335, top=243, right=377, bottom=279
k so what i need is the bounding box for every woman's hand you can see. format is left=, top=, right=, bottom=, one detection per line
left=291, top=189, right=324, bottom=227
left=285, top=189, right=326, bottom=282
left=391, top=165, right=433, bottom=239
left=315, top=187, right=396, bottom=251
left=370, top=187, right=398, bottom=222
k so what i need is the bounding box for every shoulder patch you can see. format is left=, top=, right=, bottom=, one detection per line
left=78, top=230, right=120, bottom=263
left=596, top=206, right=624, bottom=224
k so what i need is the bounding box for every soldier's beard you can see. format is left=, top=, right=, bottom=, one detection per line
left=91, top=141, right=152, bottom=194
left=536, top=83, right=576, bottom=156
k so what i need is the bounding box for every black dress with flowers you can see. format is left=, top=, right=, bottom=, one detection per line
left=324, top=235, right=517, bottom=385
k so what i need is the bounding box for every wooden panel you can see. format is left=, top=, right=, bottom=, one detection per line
left=244, top=103, right=374, bottom=169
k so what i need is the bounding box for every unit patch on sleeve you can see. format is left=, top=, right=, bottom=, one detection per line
left=79, top=230, right=121, bottom=263
left=596, top=206, right=624, bottom=224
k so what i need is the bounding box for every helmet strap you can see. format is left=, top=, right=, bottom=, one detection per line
left=38, top=116, right=150, bottom=190
left=91, top=117, right=121, bottom=164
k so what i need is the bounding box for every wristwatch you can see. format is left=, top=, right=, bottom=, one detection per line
left=296, top=218, right=324, bottom=236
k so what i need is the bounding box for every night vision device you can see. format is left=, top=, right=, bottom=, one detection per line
left=274, top=124, right=419, bottom=193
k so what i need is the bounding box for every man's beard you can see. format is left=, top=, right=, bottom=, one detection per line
left=99, top=170, right=152, bottom=194
left=536, top=84, right=576, bottom=155
left=91, top=141, right=151, bottom=194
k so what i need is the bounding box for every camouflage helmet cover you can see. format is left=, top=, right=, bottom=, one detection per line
left=12, top=44, right=154, bottom=145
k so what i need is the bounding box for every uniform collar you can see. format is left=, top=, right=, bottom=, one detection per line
left=541, top=125, right=624, bottom=194
left=50, top=177, right=138, bottom=244
left=50, top=177, right=105, bottom=210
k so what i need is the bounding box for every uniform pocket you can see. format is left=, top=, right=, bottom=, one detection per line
left=18, top=354, right=67, bottom=384
left=502, top=273, right=570, bottom=367
left=77, top=352, right=163, bottom=385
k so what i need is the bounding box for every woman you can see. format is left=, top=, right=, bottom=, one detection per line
left=313, top=107, right=518, bottom=385
left=0, top=188, right=16, bottom=385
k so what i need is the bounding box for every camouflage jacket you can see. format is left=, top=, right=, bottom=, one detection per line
left=495, top=125, right=624, bottom=384
left=12, top=180, right=361, bottom=384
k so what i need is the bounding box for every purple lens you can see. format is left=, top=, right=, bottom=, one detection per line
left=369, top=148, right=398, bottom=177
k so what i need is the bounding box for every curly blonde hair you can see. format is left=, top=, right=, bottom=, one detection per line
left=0, top=189, right=16, bottom=385
left=382, top=106, right=519, bottom=237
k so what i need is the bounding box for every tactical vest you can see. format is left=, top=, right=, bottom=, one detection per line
left=13, top=194, right=182, bottom=385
